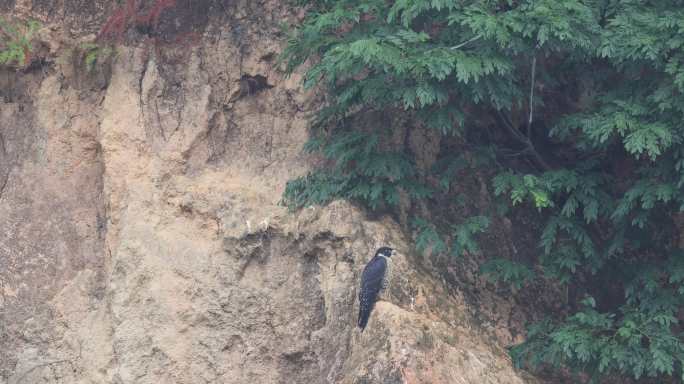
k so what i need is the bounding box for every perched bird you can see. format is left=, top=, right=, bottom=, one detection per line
left=358, top=246, right=396, bottom=332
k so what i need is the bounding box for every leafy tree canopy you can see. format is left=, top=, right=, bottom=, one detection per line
left=281, top=0, right=684, bottom=381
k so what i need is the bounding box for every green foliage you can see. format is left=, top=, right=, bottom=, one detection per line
left=283, top=131, right=431, bottom=210
left=283, top=0, right=684, bottom=381
left=413, top=215, right=490, bottom=258
left=0, top=17, right=40, bottom=67
left=80, top=43, right=116, bottom=72
left=413, top=217, right=447, bottom=255
left=480, top=258, right=534, bottom=290
left=512, top=289, right=684, bottom=381
left=451, top=215, right=490, bottom=257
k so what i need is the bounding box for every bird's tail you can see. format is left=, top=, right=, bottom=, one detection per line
left=358, top=304, right=371, bottom=332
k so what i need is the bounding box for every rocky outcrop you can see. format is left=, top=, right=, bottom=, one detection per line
left=0, top=1, right=541, bottom=383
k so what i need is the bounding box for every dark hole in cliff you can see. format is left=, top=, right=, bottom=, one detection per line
left=238, top=74, right=274, bottom=97
left=259, top=52, right=276, bottom=62
left=21, top=56, right=50, bottom=73
left=282, top=351, right=304, bottom=362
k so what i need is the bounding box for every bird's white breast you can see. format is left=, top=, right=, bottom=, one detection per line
left=378, top=255, right=393, bottom=299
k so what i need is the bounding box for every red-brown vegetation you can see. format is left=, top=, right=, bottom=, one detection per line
left=98, top=0, right=177, bottom=41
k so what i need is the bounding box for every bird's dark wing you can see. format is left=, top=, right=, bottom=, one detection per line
left=357, top=256, right=387, bottom=331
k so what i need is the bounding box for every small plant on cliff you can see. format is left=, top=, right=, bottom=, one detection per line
left=282, top=0, right=684, bottom=382
left=0, top=17, right=40, bottom=68
left=80, top=43, right=117, bottom=72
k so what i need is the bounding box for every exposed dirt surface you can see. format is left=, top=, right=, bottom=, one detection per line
left=0, top=2, right=543, bottom=383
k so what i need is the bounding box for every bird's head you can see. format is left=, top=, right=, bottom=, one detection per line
left=376, top=247, right=396, bottom=258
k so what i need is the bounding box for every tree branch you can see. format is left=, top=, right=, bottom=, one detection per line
left=528, top=145, right=552, bottom=171
left=495, top=109, right=526, bottom=142
left=450, top=35, right=482, bottom=50
left=527, top=54, right=537, bottom=138
left=494, top=109, right=552, bottom=171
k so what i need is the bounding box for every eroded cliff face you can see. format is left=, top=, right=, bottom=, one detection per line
left=0, top=1, right=541, bottom=383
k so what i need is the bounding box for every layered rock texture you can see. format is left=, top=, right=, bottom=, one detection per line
left=0, top=1, right=541, bottom=383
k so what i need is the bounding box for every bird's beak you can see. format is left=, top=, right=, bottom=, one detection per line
left=391, top=249, right=397, bottom=256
